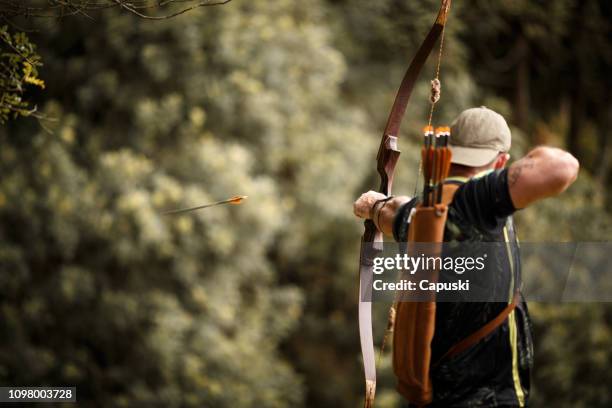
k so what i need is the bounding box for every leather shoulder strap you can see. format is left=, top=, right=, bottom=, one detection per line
left=432, top=291, right=520, bottom=367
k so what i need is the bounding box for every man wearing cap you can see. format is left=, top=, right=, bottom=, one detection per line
left=353, top=107, right=579, bottom=407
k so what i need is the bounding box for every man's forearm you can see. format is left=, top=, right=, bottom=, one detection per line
left=508, top=146, right=579, bottom=209
left=373, top=196, right=411, bottom=237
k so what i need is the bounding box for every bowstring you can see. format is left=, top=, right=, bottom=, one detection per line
left=414, top=24, right=447, bottom=198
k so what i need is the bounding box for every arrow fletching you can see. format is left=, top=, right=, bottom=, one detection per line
left=227, top=195, right=247, bottom=205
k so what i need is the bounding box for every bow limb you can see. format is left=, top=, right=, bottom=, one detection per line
left=383, top=0, right=452, bottom=139
left=358, top=1, right=452, bottom=407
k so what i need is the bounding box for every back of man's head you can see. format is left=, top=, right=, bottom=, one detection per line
left=450, top=107, right=511, bottom=168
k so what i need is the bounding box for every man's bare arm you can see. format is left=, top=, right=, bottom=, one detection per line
left=507, top=146, right=579, bottom=209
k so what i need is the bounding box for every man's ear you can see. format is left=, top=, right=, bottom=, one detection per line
left=494, top=153, right=510, bottom=169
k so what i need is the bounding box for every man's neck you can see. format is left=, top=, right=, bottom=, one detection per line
left=448, top=164, right=482, bottom=179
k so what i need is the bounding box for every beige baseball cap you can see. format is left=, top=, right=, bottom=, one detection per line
left=449, top=106, right=511, bottom=167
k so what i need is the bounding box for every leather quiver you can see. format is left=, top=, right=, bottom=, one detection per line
left=393, top=185, right=458, bottom=406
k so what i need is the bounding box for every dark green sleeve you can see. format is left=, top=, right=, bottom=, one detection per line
left=392, top=197, right=418, bottom=242
left=451, top=168, right=517, bottom=232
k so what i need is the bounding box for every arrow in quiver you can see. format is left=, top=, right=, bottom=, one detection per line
left=421, top=126, right=452, bottom=206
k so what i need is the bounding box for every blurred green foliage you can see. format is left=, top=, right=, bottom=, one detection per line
left=0, top=0, right=611, bottom=407
left=0, top=26, right=44, bottom=123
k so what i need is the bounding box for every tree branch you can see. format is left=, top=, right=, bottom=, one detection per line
left=0, top=0, right=233, bottom=20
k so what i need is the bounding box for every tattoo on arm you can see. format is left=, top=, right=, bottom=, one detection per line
left=509, top=157, right=534, bottom=187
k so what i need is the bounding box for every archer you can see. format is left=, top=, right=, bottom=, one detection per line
left=354, top=106, right=579, bottom=407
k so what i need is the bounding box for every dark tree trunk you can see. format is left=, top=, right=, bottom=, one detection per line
left=567, top=87, right=583, bottom=159
left=514, top=35, right=530, bottom=133
left=594, top=108, right=612, bottom=187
